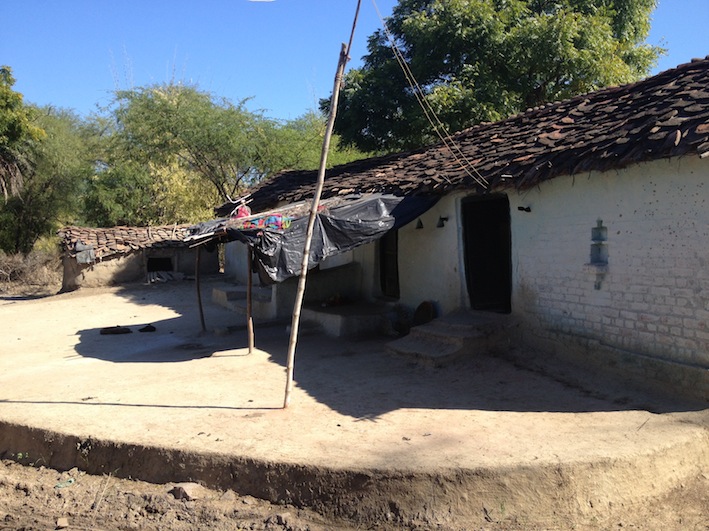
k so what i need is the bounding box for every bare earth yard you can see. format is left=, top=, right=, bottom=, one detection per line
left=0, top=279, right=707, bottom=530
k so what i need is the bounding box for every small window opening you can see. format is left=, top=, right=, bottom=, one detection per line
left=147, top=257, right=173, bottom=272
left=590, top=219, right=608, bottom=265
left=588, top=219, right=608, bottom=290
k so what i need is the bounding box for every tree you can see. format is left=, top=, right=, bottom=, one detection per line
left=89, top=87, right=370, bottom=226
left=0, top=107, right=92, bottom=254
left=328, top=0, right=663, bottom=152
left=109, top=84, right=275, bottom=202
left=0, top=66, right=46, bottom=200
left=264, top=110, right=372, bottom=173
left=81, top=83, right=273, bottom=226
left=81, top=160, right=156, bottom=227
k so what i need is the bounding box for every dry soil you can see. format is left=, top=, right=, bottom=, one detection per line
left=0, top=278, right=707, bottom=530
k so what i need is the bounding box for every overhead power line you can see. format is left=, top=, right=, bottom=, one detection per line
left=370, top=0, right=489, bottom=189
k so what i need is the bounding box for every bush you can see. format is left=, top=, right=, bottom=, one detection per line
left=0, top=252, right=24, bottom=283
left=0, top=244, right=62, bottom=295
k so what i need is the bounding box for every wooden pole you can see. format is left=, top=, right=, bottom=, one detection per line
left=283, top=46, right=347, bottom=407
left=247, top=247, right=254, bottom=354
left=283, top=0, right=360, bottom=407
left=196, top=245, right=206, bottom=333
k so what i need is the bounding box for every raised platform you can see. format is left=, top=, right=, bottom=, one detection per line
left=301, top=302, right=393, bottom=338
left=1, top=281, right=707, bottom=528
left=213, top=281, right=395, bottom=338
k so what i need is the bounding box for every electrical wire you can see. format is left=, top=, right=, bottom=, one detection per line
left=370, top=0, right=488, bottom=189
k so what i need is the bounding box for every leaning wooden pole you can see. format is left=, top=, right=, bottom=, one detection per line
left=283, top=4, right=360, bottom=407
left=246, top=247, right=255, bottom=354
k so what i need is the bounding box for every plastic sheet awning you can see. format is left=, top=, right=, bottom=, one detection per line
left=187, top=193, right=439, bottom=283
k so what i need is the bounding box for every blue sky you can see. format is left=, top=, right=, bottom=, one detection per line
left=3, top=0, right=708, bottom=122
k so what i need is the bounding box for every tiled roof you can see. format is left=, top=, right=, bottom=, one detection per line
left=244, top=56, right=709, bottom=214
left=58, top=225, right=192, bottom=260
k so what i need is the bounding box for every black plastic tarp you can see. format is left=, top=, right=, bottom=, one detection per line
left=189, top=193, right=439, bottom=283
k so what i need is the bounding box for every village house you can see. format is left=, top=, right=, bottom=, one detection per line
left=58, top=225, right=219, bottom=291
left=194, top=57, right=709, bottom=401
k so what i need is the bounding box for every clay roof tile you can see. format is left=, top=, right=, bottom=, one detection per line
left=233, top=58, right=709, bottom=213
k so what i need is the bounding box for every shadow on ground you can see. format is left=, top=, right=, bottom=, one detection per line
left=71, top=277, right=246, bottom=363
left=72, top=297, right=706, bottom=420
left=268, top=332, right=708, bottom=418
left=73, top=315, right=240, bottom=363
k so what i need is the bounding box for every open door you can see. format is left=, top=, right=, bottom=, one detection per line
left=462, top=195, right=511, bottom=313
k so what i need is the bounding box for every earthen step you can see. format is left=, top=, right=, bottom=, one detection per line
left=386, top=333, right=464, bottom=366
left=387, top=311, right=509, bottom=366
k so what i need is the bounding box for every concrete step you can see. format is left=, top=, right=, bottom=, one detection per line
left=408, top=319, right=488, bottom=344
left=385, top=333, right=463, bottom=366
left=301, top=303, right=392, bottom=338
left=387, top=310, right=508, bottom=366
left=212, top=285, right=272, bottom=308
left=212, top=284, right=277, bottom=321
left=212, top=286, right=243, bottom=307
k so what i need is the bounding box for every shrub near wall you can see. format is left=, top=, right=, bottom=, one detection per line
left=0, top=249, right=62, bottom=295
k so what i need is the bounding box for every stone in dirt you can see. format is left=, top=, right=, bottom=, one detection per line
left=168, top=482, right=209, bottom=501
left=55, top=516, right=69, bottom=529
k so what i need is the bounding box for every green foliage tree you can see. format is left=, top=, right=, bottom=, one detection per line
left=328, top=0, right=663, bottom=152
left=110, top=84, right=274, bottom=201
left=81, top=160, right=155, bottom=227
left=147, top=161, right=219, bottom=225
left=0, top=66, right=46, bottom=200
left=265, top=110, right=372, bottom=172
left=80, top=112, right=182, bottom=227
left=0, top=107, right=92, bottom=254
left=82, top=83, right=301, bottom=227
left=86, top=87, right=370, bottom=227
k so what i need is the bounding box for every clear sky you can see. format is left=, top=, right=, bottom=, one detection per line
left=3, top=0, right=708, bottom=122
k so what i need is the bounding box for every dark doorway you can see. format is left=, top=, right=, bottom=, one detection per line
left=462, top=195, right=511, bottom=313
left=147, top=256, right=173, bottom=272
left=379, top=230, right=400, bottom=299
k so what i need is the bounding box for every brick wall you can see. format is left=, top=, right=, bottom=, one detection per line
left=509, top=156, right=709, bottom=399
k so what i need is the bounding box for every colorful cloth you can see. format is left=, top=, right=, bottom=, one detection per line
left=238, top=213, right=292, bottom=231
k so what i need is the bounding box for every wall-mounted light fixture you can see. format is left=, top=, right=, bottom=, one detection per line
left=517, top=206, right=531, bottom=212
left=437, top=216, right=449, bottom=228
left=415, top=218, right=424, bottom=229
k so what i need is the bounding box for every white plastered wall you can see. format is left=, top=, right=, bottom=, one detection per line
left=224, top=240, right=252, bottom=284
left=223, top=154, right=709, bottom=371
left=508, top=155, right=709, bottom=370
left=395, top=194, right=468, bottom=316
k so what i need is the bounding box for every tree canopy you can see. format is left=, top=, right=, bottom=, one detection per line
left=0, top=76, right=366, bottom=254
left=83, top=85, right=368, bottom=227
left=329, top=0, right=663, bottom=153
left=0, top=66, right=46, bottom=201
left=0, top=107, right=92, bottom=254
left=109, top=85, right=273, bottom=202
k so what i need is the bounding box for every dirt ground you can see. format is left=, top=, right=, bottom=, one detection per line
left=0, top=279, right=707, bottom=530
left=1, top=456, right=707, bottom=530
left=0, top=457, right=706, bottom=531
